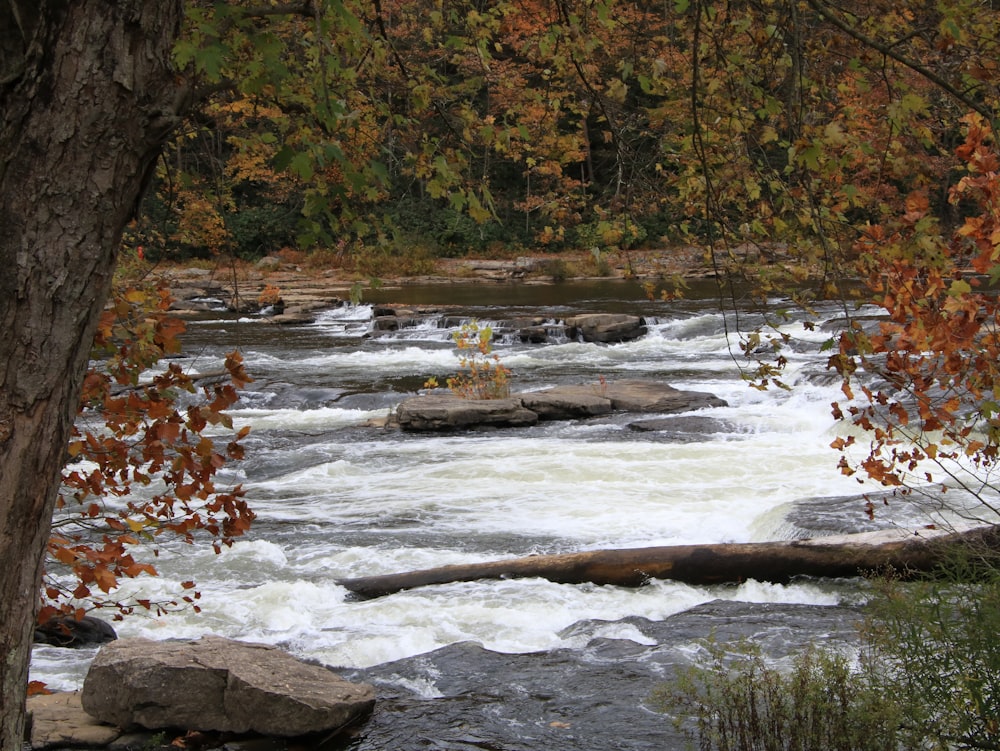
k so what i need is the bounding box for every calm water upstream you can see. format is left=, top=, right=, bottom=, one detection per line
left=31, top=280, right=972, bottom=749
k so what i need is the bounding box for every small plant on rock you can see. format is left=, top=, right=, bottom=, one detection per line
left=257, top=283, right=282, bottom=306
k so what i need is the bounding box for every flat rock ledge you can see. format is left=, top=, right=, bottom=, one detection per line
left=395, top=379, right=727, bottom=431
left=28, top=636, right=375, bottom=750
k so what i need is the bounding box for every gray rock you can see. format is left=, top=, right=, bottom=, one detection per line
left=564, top=313, right=646, bottom=343
left=396, top=395, right=538, bottom=431
left=394, top=380, right=725, bottom=432
left=627, top=415, right=737, bottom=442
left=519, top=386, right=613, bottom=420
left=27, top=691, right=121, bottom=750
left=81, top=636, right=375, bottom=738
left=254, top=256, right=281, bottom=270
left=603, top=379, right=727, bottom=413
left=518, top=325, right=551, bottom=343
left=266, top=312, right=316, bottom=325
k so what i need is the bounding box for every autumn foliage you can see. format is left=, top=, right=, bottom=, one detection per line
left=827, top=114, right=1000, bottom=516
left=43, top=280, right=254, bottom=625
left=126, top=0, right=993, bottom=289
left=426, top=321, right=513, bottom=400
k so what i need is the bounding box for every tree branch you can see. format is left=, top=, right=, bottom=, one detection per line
left=238, top=1, right=316, bottom=20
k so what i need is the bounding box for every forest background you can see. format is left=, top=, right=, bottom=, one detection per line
left=141, top=0, right=996, bottom=286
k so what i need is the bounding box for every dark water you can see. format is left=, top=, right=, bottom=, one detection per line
left=335, top=600, right=864, bottom=751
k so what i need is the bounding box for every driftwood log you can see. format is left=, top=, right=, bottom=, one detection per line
left=338, top=525, right=1000, bottom=599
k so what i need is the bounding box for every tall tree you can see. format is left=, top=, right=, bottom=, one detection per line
left=0, top=1, right=187, bottom=746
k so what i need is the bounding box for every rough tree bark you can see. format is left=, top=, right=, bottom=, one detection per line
left=338, top=525, right=1000, bottom=599
left=0, top=2, right=185, bottom=747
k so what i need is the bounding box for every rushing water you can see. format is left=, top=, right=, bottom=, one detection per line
left=30, top=280, right=972, bottom=748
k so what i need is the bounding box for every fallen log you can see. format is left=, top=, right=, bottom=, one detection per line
left=338, top=525, right=1000, bottom=599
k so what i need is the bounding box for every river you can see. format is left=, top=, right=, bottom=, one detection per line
left=30, top=279, right=961, bottom=749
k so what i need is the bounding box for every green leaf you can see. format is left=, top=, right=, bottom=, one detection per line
left=947, top=280, right=972, bottom=299
left=289, top=152, right=314, bottom=181
left=271, top=146, right=294, bottom=172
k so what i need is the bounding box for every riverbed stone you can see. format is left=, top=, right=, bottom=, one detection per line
left=34, top=614, right=117, bottom=647
left=565, top=313, right=646, bottom=342
left=627, top=414, right=736, bottom=438
left=81, top=636, right=375, bottom=738
left=394, top=381, right=725, bottom=431
left=519, top=386, right=613, bottom=419
left=27, top=691, right=121, bottom=749
left=603, top=380, right=727, bottom=412
left=396, top=394, right=539, bottom=431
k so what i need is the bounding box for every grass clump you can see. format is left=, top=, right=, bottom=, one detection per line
left=862, top=556, right=1000, bottom=750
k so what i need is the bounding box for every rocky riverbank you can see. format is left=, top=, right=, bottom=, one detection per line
left=156, top=247, right=715, bottom=322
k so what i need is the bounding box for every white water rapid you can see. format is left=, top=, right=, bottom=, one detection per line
left=30, top=281, right=969, bottom=694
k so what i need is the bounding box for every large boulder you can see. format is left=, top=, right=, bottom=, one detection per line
left=396, top=395, right=539, bottom=431
left=81, top=636, right=375, bottom=738
left=565, top=313, right=646, bottom=343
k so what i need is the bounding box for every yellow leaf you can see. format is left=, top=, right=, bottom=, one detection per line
left=824, top=121, right=846, bottom=145
left=126, top=518, right=147, bottom=533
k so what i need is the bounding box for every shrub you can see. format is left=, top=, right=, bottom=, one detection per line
left=862, top=555, right=1000, bottom=750
left=348, top=243, right=437, bottom=278
left=663, top=549, right=1000, bottom=751
left=658, top=640, right=902, bottom=751
left=425, top=321, right=511, bottom=400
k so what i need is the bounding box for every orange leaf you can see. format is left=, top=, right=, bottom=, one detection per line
left=28, top=681, right=52, bottom=697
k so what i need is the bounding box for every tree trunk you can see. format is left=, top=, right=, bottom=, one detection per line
left=338, top=526, right=1000, bottom=599
left=0, top=2, right=184, bottom=748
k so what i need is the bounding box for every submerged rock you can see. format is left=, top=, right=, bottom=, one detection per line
left=628, top=415, right=735, bottom=434
left=340, top=601, right=864, bottom=751
left=33, top=615, right=117, bottom=647
left=81, top=636, right=375, bottom=738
